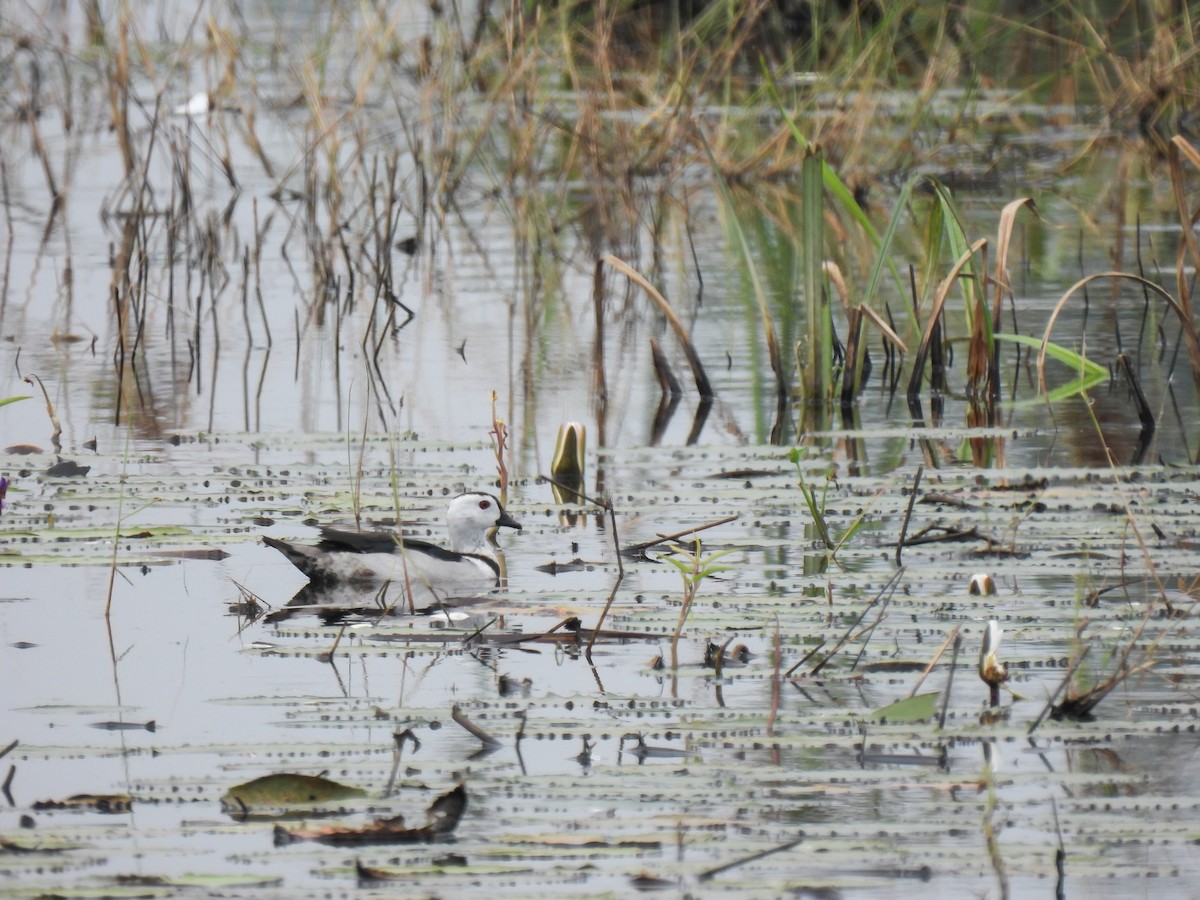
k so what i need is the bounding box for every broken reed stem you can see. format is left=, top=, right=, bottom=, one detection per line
left=1028, top=644, right=1092, bottom=735
left=592, top=257, right=608, bottom=410
left=624, top=514, right=739, bottom=556
left=541, top=475, right=626, bottom=662
left=601, top=254, right=714, bottom=398
left=384, top=727, right=421, bottom=797
left=650, top=336, right=682, bottom=398
left=784, top=639, right=826, bottom=678
left=698, top=833, right=805, bottom=882
left=22, top=373, right=62, bottom=449
left=907, top=623, right=961, bottom=698
left=1117, top=353, right=1156, bottom=434
left=810, top=567, right=904, bottom=676
left=493, top=616, right=577, bottom=647
left=907, top=239, right=988, bottom=399
left=937, top=632, right=961, bottom=729
left=766, top=617, right=781, bottom=737
left=982, top=756, right=1010, bottom=900
left=895, top=465, right=923, bottom=564
left=451, top=703, right=500, bottom=748
left=103, top=427, right=133, bottom=618
left=322, top=624, right=347, bottom=662
left=585, top=500, right=624, bottom=662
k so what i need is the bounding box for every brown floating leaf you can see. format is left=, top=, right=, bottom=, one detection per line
left=31, top=793, right=131, bottom=813
left=630, top=871, right=676, bottom=890
left=147, top=548, right=232, bottom=560
left=0, top=838, right=71, bottom=854
left=355, top=859, right=402, bottom=882
left=511, top=833, right=662, bottom=849
left=273, top=783, right=466, bottom=847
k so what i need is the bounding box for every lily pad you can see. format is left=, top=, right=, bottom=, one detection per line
left=870, top=692, right=941, bottom=724
left=220, top=773, right=366, bottom=817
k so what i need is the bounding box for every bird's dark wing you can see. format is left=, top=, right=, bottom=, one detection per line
left=316, top=526, right=460, bottom=562
left=316, top=527, right=399, bottom=554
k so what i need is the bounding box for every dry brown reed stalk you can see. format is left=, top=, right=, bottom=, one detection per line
left=601, top=254, right=713, bottom=398
left=0, top=160, right=11, bottom=316
left=21, top=374, right=62, bottom=451
left=250, top=198, right=271, bottom=347
left=489, top=392, right=509, bottom=505
left=105, top=10, right=135, bottom=180
left=766, top=618, right=781, bottom=737
left=906, top=622, right=962, bottom=699
left=987, top=197, right=1038, bottom=393
left=809, top=568, right=903, bottom=677
left=907, top=238, right=987, bottom=398
left=14, top=44, right=61, bottom=210
left=1166, top=136, right=1200, bottom=380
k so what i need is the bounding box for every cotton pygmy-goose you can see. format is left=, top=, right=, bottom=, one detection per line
left=263, top=492, right=521, bottom=594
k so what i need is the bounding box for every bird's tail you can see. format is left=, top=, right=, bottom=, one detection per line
left=263, top=536, right=335, bottom=585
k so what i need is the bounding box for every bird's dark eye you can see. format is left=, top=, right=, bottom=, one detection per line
left=479, top=499, right=491, bottom=510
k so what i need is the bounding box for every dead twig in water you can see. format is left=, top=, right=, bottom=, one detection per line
left=810, top=568, right=904, bottom=676
left=22, top=373, right=62, bottom=451
left=318, top=625, right=347, bottom=664
left=895, top=465, right=923, bottom=564
left=767, top=617, right=781, bottom=737
left=623, top=514, right=739, bottom=558
left=586, top=500, right=624, bottom=663
left=1028, top=643, right=1092, bottom=735
left=601, top=254, right=714, bottom=398
left=698, top=832, right=805, bottom=882
left=536, top=475, right=626, bottom=663
left=784, top=639, right=826, bottom=679
left=384, top=727, right=421, bottom=798
left=938, top=631, right=962, bottom=729
left=451, top=704, right=500, bottom=749
left=907, top=623, right=961, bottom=698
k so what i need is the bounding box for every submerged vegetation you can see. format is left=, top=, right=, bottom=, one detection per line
left=3, top=1, right=1200, bottom=897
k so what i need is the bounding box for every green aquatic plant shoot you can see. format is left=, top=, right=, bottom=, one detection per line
left=665, top=537, right=734, bottom=669
left=788, top=447, right=868, bottom=557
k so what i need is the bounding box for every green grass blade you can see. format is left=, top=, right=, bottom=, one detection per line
left=994, top=333, right=1107, bottom=379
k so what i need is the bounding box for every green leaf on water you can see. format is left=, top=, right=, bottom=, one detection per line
left=220, top=773, right=366, bottom=815
left=870, top=691, right=940, bottom=724
left=993, top=332, right=1107, bottom=379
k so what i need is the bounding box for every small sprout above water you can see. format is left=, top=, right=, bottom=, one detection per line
left=664, top=538, right=735, bottom=669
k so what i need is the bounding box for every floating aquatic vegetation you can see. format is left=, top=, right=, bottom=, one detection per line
left=220, top=773, right=366, bottom=820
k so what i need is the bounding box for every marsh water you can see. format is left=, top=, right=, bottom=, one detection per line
left=3, top=3, right=1200, bottom=898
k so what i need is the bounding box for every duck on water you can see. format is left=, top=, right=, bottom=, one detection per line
left=263, top=492, right=521, bottom=601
